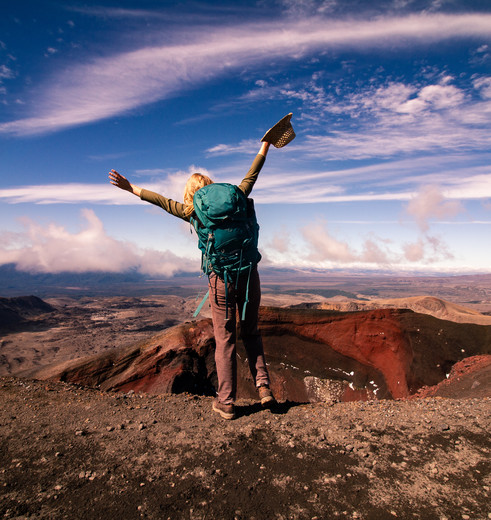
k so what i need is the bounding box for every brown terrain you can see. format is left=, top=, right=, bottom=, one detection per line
left=298, top=296, right=491, bottom=325
left=1, top=274, right=490, bottom=519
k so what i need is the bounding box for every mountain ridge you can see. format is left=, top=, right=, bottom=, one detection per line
left=294, top=295, right=491, bottom=325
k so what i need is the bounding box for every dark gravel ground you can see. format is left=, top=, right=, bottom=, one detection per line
left=0, top=377, right=490, bottom=520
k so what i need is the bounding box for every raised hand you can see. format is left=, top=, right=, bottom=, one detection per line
left=108, top=169, right=132, bottom=192
left=108, top=169, right=142, bottom=197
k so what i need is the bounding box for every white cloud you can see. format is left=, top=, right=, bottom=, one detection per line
left=418, top=83, right=465, bottom=109
left=425, top=233, right=454, bottom=261
left=300, top=220, right=396, bottom=265
left=402, top=232, right=453, bottom=263
left=284, top=76, right=491, bottom=160
left=402, top=234, right=453, bottom=264
left=302, top=221, right=356, bottom=262
left=1, top=157, right=490, bottom=207
left=397, top=83, right=465, bottom=113
left=44, top=47, right=58, bottom=57
left=360, top=238, right=392, bottom=265
left=1, top=13, right=491, bottom=136
left=268, top=227, right=292, bottom=254
left=405, top=184, right=464, bottom=232
left=299, top=216, right=458, bottom=267
left=473, top=76, right=491, bottom=99
left=0, top=163, right=210, bottom=206
left=444, top=174, right=491, bottom=200
left=207, top=140, right=255, bottom=156
left=0, top=184, right=141, bottom=205
left=0, top=65, right=15, bottom=80
left=403, top=239, right=425, bottom=262
left=0, top=64, right=15, bottom=97
left=0, top=209, right=195, bottom=276
left=360, top=83, right=417, bottom=113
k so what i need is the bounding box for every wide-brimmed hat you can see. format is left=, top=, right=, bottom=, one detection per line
left=261, top=113, right=296, bottom=148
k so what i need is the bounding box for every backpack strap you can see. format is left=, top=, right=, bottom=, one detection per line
left=191, top=216, right=215, bottom=275
left=241, top=262, right=253, bottom=321
left=203, top=233, right=214, bottom=274
left=235, top=248, right=243, bottom=289
left=224, top=269, right=229, bottom=320
left=193, top=289, right=209, bottom=318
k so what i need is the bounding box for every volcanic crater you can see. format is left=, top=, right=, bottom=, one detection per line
left=19, top=304, right=491, bottom=404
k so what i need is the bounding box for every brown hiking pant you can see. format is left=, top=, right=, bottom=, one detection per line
left=208, top=267, right=270, bottom=404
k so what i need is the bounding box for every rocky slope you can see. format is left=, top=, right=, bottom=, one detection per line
left=23, top=307, right=491, bottom=403
left=0, top=295, right=55, bottom=331
left=412, top=355, right=491, bottom=399
left=0, top=294, right=192, bottom=377
left=0, top=377, right=489, bottom=520
left=2, top=294, right=491, bottom=519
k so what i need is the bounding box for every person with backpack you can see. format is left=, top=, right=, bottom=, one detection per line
left=108, top=114, right=295, bottom=420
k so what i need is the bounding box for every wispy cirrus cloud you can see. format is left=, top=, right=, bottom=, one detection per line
left=1, top=157, right=490, bottom=206
left=279, top=75, right=491, bottom=160
left=1, top=13, right=490, bottom=136
left=204, top=72, right=491, bottom=164
left=0, top=184, right=140, bottom=205
left=0, top=63, right=15, bottom=96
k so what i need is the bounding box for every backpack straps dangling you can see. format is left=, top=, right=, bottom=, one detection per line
left=203, top=233, right=213, bottom=274
left=193, top=289, right=210, bottom=318
left=235, top=248, right=243, bottom=289
left=224, top=269, right=229, bottom=320
left=241, top=262, right=253, bottom=321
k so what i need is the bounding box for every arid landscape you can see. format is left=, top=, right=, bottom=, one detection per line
left=1, top=272, right=490, bottom=519
left=2, top=271, right=491, bottom=379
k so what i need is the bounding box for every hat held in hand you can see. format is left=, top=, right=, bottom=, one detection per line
left=261, top=113, right=296, bottom=148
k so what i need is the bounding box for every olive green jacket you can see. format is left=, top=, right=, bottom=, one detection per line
left=139, top=153, right=266, bottom=222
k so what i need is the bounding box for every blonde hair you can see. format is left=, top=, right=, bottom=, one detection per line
left=183, top=173, right=214, bottom=217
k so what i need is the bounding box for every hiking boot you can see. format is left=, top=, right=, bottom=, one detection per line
left=258, top=385, right=276, bottom=408
left=212, top=398, right=235, bottom=420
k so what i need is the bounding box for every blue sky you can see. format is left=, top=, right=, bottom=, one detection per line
left=1, top=0, right=490, bottom=277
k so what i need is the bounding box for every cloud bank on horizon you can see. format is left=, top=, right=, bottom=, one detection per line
left=0, top=209, right=196, bottom=276
left=0, top=0, right=490, bottom=276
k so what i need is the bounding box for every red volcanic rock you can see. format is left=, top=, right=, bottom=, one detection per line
left=31, top=319, right=218, bottom=395
left=256, top=307, right=491, bottom=401
left=258, top=307, right=411, bottom=400
left=28, top=307, right=491, bottom=403
left=411, top=355, right=491, bottom=399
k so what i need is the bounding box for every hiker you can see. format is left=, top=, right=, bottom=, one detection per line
left=108, top=114, right=295, bottom=419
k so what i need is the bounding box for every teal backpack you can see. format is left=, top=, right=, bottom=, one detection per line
left=190, top=183, right=261, bottom=319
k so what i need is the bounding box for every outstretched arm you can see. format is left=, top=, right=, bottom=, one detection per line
left=108, top=169, right=142, bottom=197
left=109, top=169, right=189, bottom=221
left=259, top=141, right=270, bottom=157
left=238, top=142, right=271, bottom=197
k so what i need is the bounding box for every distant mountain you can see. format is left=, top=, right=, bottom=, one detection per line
left=0, top=264, right=146, bottom=296
left=293, top=295, right=491, bottom=325
left=0, top=295, right=55, bottom=331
